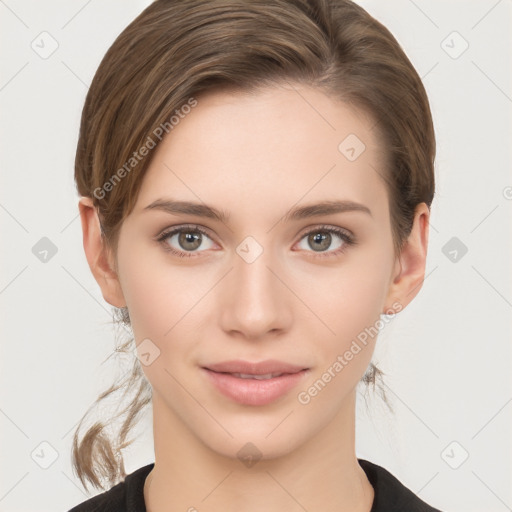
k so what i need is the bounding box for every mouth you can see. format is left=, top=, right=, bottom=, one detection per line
left=228, top=372, right=288, bottom=380
left=201, top=359, right=309, bottom=406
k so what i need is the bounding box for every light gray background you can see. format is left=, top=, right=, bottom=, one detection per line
left=1, top=1, right=511, bottom=511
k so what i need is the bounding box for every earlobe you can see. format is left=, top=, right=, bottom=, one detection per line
left=382, top=203, right=430, bottom=314
left=78, top=196, right=127, bottom=308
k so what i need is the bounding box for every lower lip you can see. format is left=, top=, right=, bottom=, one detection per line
left=202, top=368, right=308, bottom=406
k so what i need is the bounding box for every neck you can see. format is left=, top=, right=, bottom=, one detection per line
left=144, top=390, right=374, bottom=512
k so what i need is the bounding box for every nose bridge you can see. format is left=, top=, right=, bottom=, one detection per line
left=219, top=237, right=290, bottom=338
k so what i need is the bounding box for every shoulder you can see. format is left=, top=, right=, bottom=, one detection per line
left=358, top=459, right=444, bottom=512
left=67, top=463, right=154, bottom=512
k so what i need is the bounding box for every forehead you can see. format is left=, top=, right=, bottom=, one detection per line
left=133, top=85, right=388, bottom=223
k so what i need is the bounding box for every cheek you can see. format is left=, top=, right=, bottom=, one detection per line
left=301, top=253, right=392, bottom=344
left=116, top=248, right=217, bottom=386
left=294, top=263, right=390, bottom=412
left=294, top=250, right=394, bottom=400
left=116, top=234, right=202, bottom=337
left=117, top=264, right=197, bottom=396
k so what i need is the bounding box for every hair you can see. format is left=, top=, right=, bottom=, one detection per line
left=72, top=0, right=436, bottom=493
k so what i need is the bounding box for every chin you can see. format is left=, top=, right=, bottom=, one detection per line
left=190, top=405, right=318, bottom=465
left=204, top=428, right=305, bottom=465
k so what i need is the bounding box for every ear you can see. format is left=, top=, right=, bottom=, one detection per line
left=383, top=202, right=430, bottom=314
left=78, top=196, right=126, bottom=308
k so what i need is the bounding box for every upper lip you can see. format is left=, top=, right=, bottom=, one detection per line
left=203, top=359, right=308, bottom=375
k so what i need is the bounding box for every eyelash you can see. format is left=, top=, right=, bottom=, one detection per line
left=155, top=224, right=356, bottom=259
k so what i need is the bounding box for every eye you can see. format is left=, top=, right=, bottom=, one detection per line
left=295, top=225, right=355, bottom=258
left=156, top=224, right=356, bottom=259
left=156, top=224, right=216, bottom=258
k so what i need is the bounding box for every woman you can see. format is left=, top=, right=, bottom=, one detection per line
left=69, top=0, right=442, bottom=510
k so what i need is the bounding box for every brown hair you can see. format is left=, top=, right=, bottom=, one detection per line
left=72, top=0, right=435, bottom=492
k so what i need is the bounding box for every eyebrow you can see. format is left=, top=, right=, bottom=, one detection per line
left=143, top=198, right=372, bottom=223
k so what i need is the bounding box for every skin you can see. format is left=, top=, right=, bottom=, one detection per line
left=79, top=83, right=429, bottom=512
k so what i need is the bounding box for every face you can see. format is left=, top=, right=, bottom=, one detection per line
left=111, top=84, right=403, bottom=461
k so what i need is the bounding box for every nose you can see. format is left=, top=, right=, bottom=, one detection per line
left=217, top=244, right=292, bottom=341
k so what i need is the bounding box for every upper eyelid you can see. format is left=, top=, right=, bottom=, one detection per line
left=299, top=224, right=352, bottom=236
left=157, top=223, right=213, bottom=238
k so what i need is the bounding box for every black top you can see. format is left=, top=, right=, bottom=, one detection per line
left=68, top=459, right=443, bottom=511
